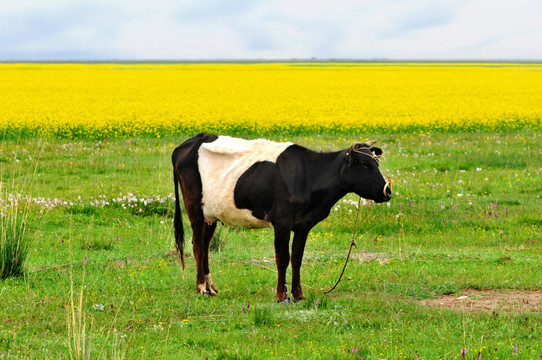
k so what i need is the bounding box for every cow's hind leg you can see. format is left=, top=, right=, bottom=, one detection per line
left=183, top=199, right=216, bottom=296
left=190, top=217, right=219, bottom=296
left=189, top=215, right=207, bottom=295
left=201, top=221, right=218, bottom=295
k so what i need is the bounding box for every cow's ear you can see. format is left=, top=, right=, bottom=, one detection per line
left=371, top=147, right=383, bottom=156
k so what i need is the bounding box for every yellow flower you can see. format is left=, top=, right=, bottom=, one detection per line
left=0, top=63, right=540, bottom=138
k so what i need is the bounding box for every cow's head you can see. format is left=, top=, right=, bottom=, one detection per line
left=341, top=141, right=392, bottom=203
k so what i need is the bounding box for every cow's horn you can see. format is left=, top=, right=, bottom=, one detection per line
left=364, top=140, right=377, bottom=148
left=354, top=140, right=377, bottom=149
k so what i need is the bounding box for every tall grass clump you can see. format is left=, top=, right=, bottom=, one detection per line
left=1, top=138, right=42, bottom=280
left=0, top=185, right=31, bottom=280
left=66, top=257, right=92, bottom=360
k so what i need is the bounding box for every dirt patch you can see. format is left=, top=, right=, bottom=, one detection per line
left=165, top=250, right=180, bottom=258
left=353, top=252, right=389, bottom=264
left=258, top=256, right=274, bottom=265
left=419, top=289, right=542, bottom=313
left=108, top=258, right=136, bottom=269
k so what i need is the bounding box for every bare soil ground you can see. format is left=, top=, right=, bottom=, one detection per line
left=354, top=252, right=389, bottom=264
left=418, top=289, right=542, bottom=313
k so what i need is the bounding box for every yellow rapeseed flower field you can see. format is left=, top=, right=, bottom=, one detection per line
left=0, top=63, right=541, bottom=138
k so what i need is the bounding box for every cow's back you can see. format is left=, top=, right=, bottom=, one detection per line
left=198, top=136, right=292, bottom=228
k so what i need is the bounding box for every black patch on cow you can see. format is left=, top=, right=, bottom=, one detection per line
left=234, top=161, right=277, bottom=221
left=173, top=133, right=219, bottom=169
left=172, top=132, right=219, bottom=271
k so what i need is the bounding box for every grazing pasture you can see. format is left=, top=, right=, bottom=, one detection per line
left=0, top=63, right=541, bottom=359
left=1, top=131, right=540, bottom=359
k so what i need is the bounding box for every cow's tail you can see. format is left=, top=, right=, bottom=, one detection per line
left=173, top=167, right=185, bottom=278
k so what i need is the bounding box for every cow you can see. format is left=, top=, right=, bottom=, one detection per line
left=172, top=133, right=391, bottom=302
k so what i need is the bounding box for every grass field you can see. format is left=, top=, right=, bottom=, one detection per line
left=1, top=129, right=540, bottom=359
left=1, top=62, right=541, bottom=359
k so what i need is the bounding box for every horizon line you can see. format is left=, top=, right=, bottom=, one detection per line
left=2, top=58, right=542, bottom=64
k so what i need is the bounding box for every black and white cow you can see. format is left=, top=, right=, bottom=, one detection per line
left=172, top=133, right=391, bottom=302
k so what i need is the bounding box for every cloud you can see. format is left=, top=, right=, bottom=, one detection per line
left=1, top=0, right=541, bottom=60
left=394, top=6, right=455, bottom=34
left=174, top=0, right=257, bottom=23
left=0, top=1, right=126, bottom=59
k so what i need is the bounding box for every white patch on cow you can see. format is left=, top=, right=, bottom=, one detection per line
left=198, top=136, right=292, bottom=228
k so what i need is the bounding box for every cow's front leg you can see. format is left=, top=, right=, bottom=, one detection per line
left=273, top=226, right=291, bottom=303
left=291, top=230, right=309, bottom=301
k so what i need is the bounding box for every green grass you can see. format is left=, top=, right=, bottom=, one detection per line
left=0, top=207, right=30, bottom=280
left=0, top=131, right=540, bottom=359
left=1, top=163, right=34, bottom=281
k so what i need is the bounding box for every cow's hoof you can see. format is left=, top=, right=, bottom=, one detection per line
left=197, top=284, right=218, bottom=296
left=200, top=290, right=218, bottom=296
left=292, top=289, right=304, bottom=301
left=197, top=274, right=218, bottom=296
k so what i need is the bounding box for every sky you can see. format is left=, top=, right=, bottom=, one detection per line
left=1, top=0, right=541, bottom=61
